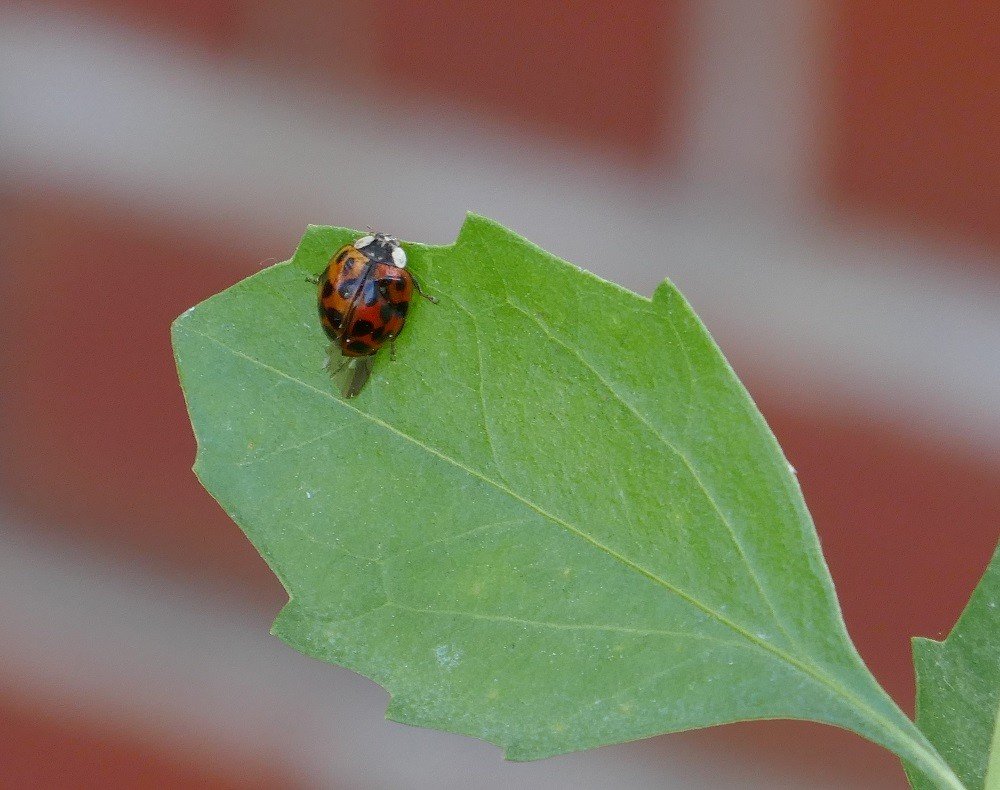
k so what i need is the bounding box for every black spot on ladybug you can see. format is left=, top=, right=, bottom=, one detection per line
left=348, top=339, right=375, bottom=355
left=336, top=250, right=350, bottom=264
left=379, top=301, right=408, bottom=325
left=324, top=307, right=343, bottom=328
left=321, top=280, right=333, bottom=299
left=394, top=278, right=406, bottom=292
left=352, top=319, right=375, bottom=337
left=378, top=280, right=391, bottom=298
left=371, top=325, right=386, bottom=342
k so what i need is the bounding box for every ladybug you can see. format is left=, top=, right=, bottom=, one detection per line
left=315, top=232, right=437, bottom=397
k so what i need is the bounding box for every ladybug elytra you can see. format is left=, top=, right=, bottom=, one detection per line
left=315, top=232, right=437, bottom=397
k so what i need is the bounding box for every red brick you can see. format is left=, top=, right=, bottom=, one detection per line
left=825, top=3, right=1000, bottom=257
left=0, top=187, right=283, bottom=604
left=49, top=0, right=245, bottom=52
left=0, top=695, right=295, bottom=789
left=372, top=0, right=685, bottom=163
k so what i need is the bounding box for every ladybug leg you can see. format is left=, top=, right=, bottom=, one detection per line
left=389, top=336, right=397, bottom=362
left=305, top=274, right=320, bottom=285
left=412, top=276, right=439, bottom=304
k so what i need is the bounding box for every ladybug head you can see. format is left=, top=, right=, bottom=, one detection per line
left=354, top=231, right=407, bottom=268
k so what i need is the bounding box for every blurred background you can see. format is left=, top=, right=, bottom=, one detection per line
left=1, top=2, right=998, bottom=787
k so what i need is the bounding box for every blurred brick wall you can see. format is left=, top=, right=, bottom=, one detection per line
left=63, top=0, right=244, bottom=48
left=6, top=2, right=999, bottom=786
left=47, top=0, right=683, bottom=165
left=0, top=187, right=282, bottom=605
left=825, top=2, right=1000, bottom=257
left=372, top=0, right=685, bottom=164
left=0, top=697, right=293, bottom=790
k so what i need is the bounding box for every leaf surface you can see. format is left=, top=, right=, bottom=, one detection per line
left=173, top=215, right=959, bottom=786
left=907, top=541, right=1000, bottom=790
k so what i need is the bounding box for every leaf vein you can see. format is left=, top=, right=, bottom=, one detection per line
left=500, top=292, right=796, bottom=651
left=181, top=322, right=949, bottom=774
left=380, top=517, right=527, bottom=562
left=237, top=425, right=345, bottom=466
left=451, top=295, right=510, bottom=485
left=388, top=602, right=744, bottom=645
left=183, top=324, right=801, bottom=653
left=661, top=299, right=697, bottom=441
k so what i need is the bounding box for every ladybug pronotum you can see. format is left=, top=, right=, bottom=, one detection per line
left=315, top=232, right=437, bottom=397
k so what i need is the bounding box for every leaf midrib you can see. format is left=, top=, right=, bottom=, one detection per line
left=182, top=321, right=945, bottom=780
left=186, top=323, right=773, bottom=643
left=497, top=291, right=794, bottom=646
left=474, top=233, right=797, bottom=650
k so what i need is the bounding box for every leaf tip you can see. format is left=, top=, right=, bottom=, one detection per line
left=652, top=276, right=682, bottom=306
left=270, top=600, right=317, bottom=653
left=382, top=693, right=406, bottom=723
left=455, top=211, right=496, bottom=243
left=461, top=209, right=489, bottom=224
left=190, top=453, right=207, bottom=484
left=500, top=743, right=534, bottom=763
left=170, top=304, right=196, bottom=337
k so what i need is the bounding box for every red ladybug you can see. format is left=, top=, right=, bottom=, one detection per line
left=316, top=232, right=437, bottom=397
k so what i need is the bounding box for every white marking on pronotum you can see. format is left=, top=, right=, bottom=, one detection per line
left=353, top=234, right=375, bottom=249
left=391, top=245, right=407, bottom=268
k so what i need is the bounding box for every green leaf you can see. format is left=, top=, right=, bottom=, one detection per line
left=907, top=541, right=1000, bottom=790
left=172, top=214, right=961, bottom=787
